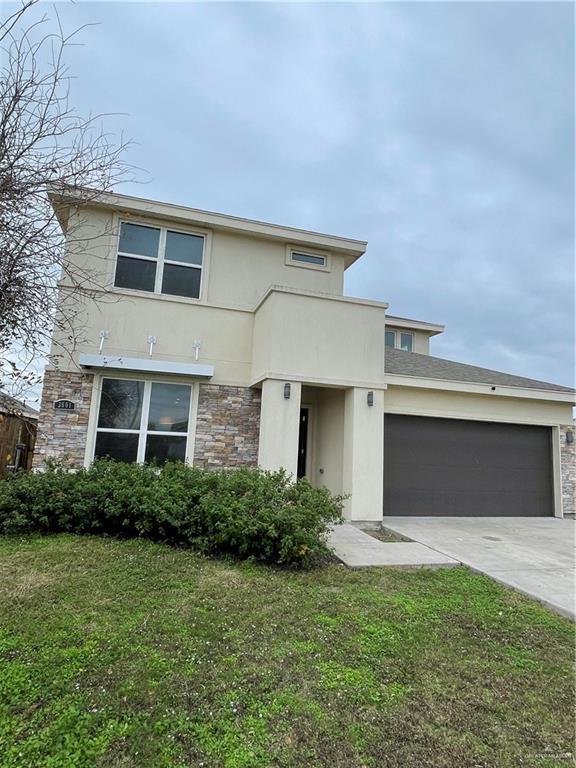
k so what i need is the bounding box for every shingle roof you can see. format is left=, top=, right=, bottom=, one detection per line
left=0, top=392, right=39, bottom=420
left=385, top=348, right=575, bottom=394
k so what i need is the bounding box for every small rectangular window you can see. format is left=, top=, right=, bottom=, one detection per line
left=291, top=251, right=326, bottom=267
left=386, top=329, right=415, bottom=351
left=400, top=333, right=414, bottom=352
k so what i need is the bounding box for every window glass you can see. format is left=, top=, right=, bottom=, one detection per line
left=148, top=383, right=191, bottom=432
left=161, top=263, right=202, bottom=299
left=291, top=251, right=326, bottom=266
left=94, top=379, right=192, bottom=465
left=385, top=330, right=396, bottom=348
left=165, top=231, right=204, bottom=265
left=98, top=379, right=144, bottom=430
left=118, top=222, right=160, bottom=258
left=115, top=222, right=203, bottom=299
left=145, top=435, right=187, bottom=465
left=94, top=432, right=139, bottom=462
left=114, top=255, right=156, bottom=292
left=400, top=333, right=414, bottom=352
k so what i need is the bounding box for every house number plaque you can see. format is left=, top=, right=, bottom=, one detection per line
left=54, top=399, right=76, bottom=411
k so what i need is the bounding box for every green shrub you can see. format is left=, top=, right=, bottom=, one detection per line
left=0, top=460, right=343, bottom=566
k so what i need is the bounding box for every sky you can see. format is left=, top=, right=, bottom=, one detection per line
left=6, top=0, right=575, bottom=387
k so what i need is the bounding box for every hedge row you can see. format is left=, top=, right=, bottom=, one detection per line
left=0, top=460, right=343, bottom=566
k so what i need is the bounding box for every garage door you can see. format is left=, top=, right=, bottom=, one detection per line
left=384, top=415, right=553, bottom=517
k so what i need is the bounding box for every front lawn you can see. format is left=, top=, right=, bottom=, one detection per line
left=0, top=536, right=573, bottom=768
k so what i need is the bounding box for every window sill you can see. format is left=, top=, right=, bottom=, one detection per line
left=386, top=346, right=414, bottom=354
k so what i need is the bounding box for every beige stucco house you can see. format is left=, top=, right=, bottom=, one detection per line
left=34, top=187, right=575, bottom=522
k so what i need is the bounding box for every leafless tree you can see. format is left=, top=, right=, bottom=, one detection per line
left=0, top=0, right=135, bottom=412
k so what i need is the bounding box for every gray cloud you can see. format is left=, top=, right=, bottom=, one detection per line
left=9, top=0, right=574, bottom=386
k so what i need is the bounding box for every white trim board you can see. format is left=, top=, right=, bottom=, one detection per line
left=385, top=316, right=445, bottom=335
left=385, top=374, right=575, bottom=403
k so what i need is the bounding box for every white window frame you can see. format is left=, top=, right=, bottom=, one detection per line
left=385, top=329, right=415, bottom=352
left=115, top=219, right=206, bottom=299
left=285, top=244, right=331, bottom=272
left=93, top=377, right=195, bottom=464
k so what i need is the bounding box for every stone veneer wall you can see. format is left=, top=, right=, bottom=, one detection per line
left=193, top=384, right=261, bottom=469
left=33, top=369, right=94, bottom=468
left=30, top=374, right=575, bottom=515
left=560, top=423, right=575, bottom=515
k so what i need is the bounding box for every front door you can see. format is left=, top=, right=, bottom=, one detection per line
left=297, top=408, right=309, bottom=479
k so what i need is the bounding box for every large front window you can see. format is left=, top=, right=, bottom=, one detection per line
left=94, top=378, right=192, bottom=464
left=114, top=221, right=204, bottom=299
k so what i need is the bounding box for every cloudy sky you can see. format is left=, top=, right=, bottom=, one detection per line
left=10, top=0, right=575, bottom=386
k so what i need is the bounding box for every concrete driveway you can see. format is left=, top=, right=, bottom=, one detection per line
left=382, top=517, right=575, bottom=619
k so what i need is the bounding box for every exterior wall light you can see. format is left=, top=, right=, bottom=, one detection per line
left=367, top=391, right=374, bottom=407
left=567, top=430, right=574, bottom=445
left=284, top=383, right=291, bottom=400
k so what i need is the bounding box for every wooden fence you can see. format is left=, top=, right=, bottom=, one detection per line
left=0, top=412, right=37, bottom=475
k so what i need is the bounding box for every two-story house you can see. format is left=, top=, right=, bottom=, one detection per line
left=34, top=186, right=575, bottom=522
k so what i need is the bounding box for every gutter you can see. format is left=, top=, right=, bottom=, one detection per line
left=384, top=373, right=576, bottom=404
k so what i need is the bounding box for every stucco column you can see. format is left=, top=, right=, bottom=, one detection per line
left=257, top=379, right=301, bottom=477
left=342, top=387, right=384, bottom=522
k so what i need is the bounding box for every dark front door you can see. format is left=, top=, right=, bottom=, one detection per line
left=297, top=408, right=309, bottom=479
left=384, top=415, right=554, bottom=517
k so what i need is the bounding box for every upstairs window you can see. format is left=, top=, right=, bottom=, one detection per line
left=286, top=246, right=330, bottom=271
left=291, top=251, right=326, bottom=267
left=400, top=332, right=414, bottom=352
left=115, top=221, right=204, bottom=299
left=385, top=329, right=414, bottom=352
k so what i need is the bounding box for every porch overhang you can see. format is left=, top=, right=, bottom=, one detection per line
left=78, top=354, right=214, bottom=378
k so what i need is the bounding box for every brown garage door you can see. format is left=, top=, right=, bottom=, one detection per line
left=384, top=415, right=554, bottom=517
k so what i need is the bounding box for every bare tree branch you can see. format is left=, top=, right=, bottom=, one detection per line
left=0, top=2, right=137, bottom=412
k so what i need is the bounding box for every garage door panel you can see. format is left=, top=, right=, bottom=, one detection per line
left=385, top=488, right=552, bottom=517
left=389, top=429, right=549, bottom=471
left=386, top=463, right=550, bottom=493
left=384, top=415, right=553, bottom=517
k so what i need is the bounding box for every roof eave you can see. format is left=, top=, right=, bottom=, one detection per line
left=386, top=315, right=445, bottom=336
left=47, top=184, right=368, bottom=259
left=385, top=373, right=576, bottom=403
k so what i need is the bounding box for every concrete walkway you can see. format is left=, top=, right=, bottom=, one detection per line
left=327, top=524, right=460, bottom=569
left=382, top=517, right=575, bottom=620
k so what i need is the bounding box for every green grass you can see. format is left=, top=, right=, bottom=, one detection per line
left=0, top=535, right=574, bottom=768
